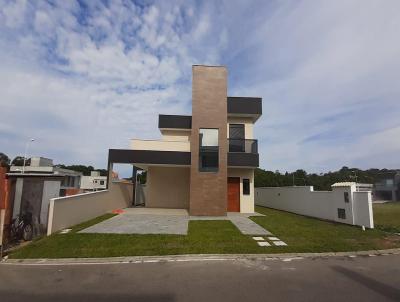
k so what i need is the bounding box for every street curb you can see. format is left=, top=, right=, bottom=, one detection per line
left=2, top=248, right=400, bottom=265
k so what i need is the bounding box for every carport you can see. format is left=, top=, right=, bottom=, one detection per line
left=107, top=149, right=191, bottom=208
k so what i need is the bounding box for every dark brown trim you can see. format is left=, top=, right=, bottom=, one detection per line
left=228, top=152, right=259, bottom=167
left=6, top=174, right=63, bottom=179
left=227, top=97, right=262, bottom=115
left=158, top=115, right=192, bottom=129
left=158, top=97, right=262, bottom=131
left=108, top=149, right=191, bottom=165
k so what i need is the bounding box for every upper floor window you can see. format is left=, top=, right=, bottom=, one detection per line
left=199, top=128, right=218, bottom=172
left=229, top=124, right=245, bottom=152
left=229, top=124, right=245, bottom=139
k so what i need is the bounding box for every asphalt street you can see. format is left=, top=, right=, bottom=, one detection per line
left=0, top=254, right=399, bottom=302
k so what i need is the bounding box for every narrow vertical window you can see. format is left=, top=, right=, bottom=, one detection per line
left=199, top=128, right=219, bottom=172
left=338, top=208, right=346, bottom=219
left=344, top=192, right=349, bottom=203
left=243, top=179, right=250, bottom=195
left=229, top=124, right=245, bottom=152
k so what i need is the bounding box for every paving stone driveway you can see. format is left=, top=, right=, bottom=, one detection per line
left=80, top=208, right=271, bottom=235
left=80, top=209, right=189, bottom=235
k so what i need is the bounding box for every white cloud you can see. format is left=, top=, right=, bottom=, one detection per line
left=0, top=1, right=213, bottom=173
left=1, top=0, right=28, bottom=28
left=225, top=0, right=400, bottom=172
left=34, top=10, right=53, bottom=34
left=0, top=0, right=399, bottom=176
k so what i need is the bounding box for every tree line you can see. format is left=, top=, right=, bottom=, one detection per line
left=255, top=166, right=399, bottom=191
left=56, top=164, right=108, bottom=176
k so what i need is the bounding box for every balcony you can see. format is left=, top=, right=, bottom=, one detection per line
left=227, top=139, right=259, bottom=168
left=228, top=139, right=258, bottom=153
left=158, top=115, right=192, bottom=130
left=227, top=97, right=262, bottom=121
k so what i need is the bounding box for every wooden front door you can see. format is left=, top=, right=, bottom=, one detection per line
left=227, top=177, right=240, bottom=212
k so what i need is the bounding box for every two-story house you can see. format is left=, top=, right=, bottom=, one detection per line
left=108, top=65, right=262, bottom=216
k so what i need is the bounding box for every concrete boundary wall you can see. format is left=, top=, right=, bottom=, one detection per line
left=255, top=185, right=373, bottom=228
left=47, top=181, right=133, bottom=235
left=353, top=191, right=374, bottom=228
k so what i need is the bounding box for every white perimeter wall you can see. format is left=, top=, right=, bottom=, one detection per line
left=40, top=180, right=60, bottom=226
left=47, top=181, right=134, bottom=235
left=255, top=186, right=373, bottom=228
left=353, top=191, right=374, bottom=228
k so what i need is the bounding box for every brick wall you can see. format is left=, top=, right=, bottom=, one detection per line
left=0, top=167, right=6, bottom=210
left=0, top=167, right=12, bottom=243
left=189, top=66, right=228, bottom=216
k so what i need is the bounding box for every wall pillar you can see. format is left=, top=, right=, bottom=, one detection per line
left=189, top=66, right=228, bottom=216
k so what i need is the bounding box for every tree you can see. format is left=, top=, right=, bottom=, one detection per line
left=55, top=164, right=108, bottom=176
left=0, top=152, right=10, bottom=167
left=97, top=169, right=108, bottom=176
left=56, top=164, right=92, bottom=176
left=137, top=171, right=147, bottom=184
left=255, top=166, right=400, bottom=191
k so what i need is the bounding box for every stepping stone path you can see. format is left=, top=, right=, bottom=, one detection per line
left=59, top=228, right=72, bottom=234
left=251, top=235, right=287, bottom=247
left=252, top=237, right=265, bottom=241
left=229, top=216, right=271, bottom=235
left=272, top=241, right=287, bottom=246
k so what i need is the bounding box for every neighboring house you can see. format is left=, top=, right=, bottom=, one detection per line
left=373, top=172, right=400, bottom=201
left=108, top=65, right=262, bottom=215
left=80, top=171, right=107, bottom=191
left=3, top=157, right=83, bottom=237
left=10, top=157, right=82, bottom=196
left=356, top=183, right=373, bottom=192
left=6, top=172, right=63, bottom=237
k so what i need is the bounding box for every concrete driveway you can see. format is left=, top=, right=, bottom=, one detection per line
left=79, top=208, right=270, bottom=236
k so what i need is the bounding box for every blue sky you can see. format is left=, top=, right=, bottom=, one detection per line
left=1, top=0, right=399, bottom=176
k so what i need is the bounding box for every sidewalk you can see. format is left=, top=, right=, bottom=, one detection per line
left=3, top=248, right=400, bottom=266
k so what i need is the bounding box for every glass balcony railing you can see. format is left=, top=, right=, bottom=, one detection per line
left=228, top=139, right=258, bottom=153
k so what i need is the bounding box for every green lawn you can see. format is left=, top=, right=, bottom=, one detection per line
left=9, top=206, right=400, bottom=259
left=252, top=207, right=400, bottom=253
left=373, top=202, right=400, bottom=233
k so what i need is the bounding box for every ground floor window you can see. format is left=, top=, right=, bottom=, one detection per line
left=199, top=151, right=219, bottom=172
left=243, top=178, right=250, bottom=195
left=337, top=208, right=346, bottom=219
left=199, top=128, right=219, bottom=172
